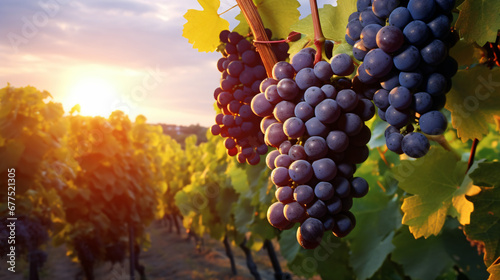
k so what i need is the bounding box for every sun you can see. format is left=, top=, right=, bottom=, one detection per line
left=65, top=77, right=120, bottom=117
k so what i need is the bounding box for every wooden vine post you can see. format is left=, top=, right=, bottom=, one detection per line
left=235, top=0, right=278, bottom=77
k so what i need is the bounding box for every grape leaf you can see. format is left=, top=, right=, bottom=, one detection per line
left=347, top=184, right=402, bottom=280
left=183, top=0, right=229, bottom=52
left=445, top=66, right=500, bottom=142
left=465, top=162, right=500, bottom=267
left=441, top=220, right=490, bottom=280
left=394, top=148, right=479, bottom=238
left=289, top=0, right=356, bottom=55
left=488, top=262, right=500, bottom=280
left=391, top=227, right=455, bottom=280
left=234, top=0, right=300, bottom=39
left=449, top=40, right=481, bottom=68
left=455, top=0, right=500, bottom=46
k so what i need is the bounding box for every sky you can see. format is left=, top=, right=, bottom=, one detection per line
left=0, top=0, right=334, bottom=127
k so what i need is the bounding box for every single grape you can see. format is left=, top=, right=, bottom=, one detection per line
left=427, top=14, right=450, bottom=39
left=331, top=53, right=355, bottom=76
left=305, top=117, right=329, bottom=137
left=314, top=61, right=334, bottom=81
left=271, top=166, right=291, bottom=186
left=314, top=181, right=335, bottom=201
left=337, top=113, right=363, bottom=136
left=403, top=20, right=430, bottom=46
left=276, top=186, right=294, bottom=203
left=277, top=78, right=300, bottom=100
left=332, top=213, right=355, bottom=238
left=289, top=160, right=314, bottom=184
left=284, top=202, right=307, bottom=223
left=296, top=68, right=321, bottom=90
left=273, top=61, right=295, bottom=80
left=273, top=100, right=296, bottom=122
left=386, top=132, right=404, bottom=154
left=284, top=117, right=306, bottom=138
left=326, top=130, right=350, bottom=153
left=388, top=86, right=412, bottom=110
left=333, top=177, right=351, bottom=198
left=361, top=23, right=383, bottom=49
left=275, top=154, right=293, bottom=168
left=312, top=158, right=337, bottom=181
left=294, top=185, right=315, bottom=205
left=315, top=99, right=341, bottom=124
left=363, top=48, right=393, bottom=78
left=421, top=39, right=447, bottom=65
left=419, top=110, right=447, bottom=135
left=385, top=106, right=410, bottom=128
left=267, top=202, right=292, bottom=230
left=376, top=25, right=404, bottom=53
left=407, top=0, right=436, bottom=21
left=393, top=45, right=421, bottom=71
left=304, top=138, right=328, bottom=162
left=389, top=7, right=412, bottom=30
left=413, top=92, right=433, bottom=114
left=401, top=132, right=430, bottom=158
left=336, top=89, right=360, bottom=111
left=289, top=145, right=307, bottom=161
left=307, top=200, right=328, bottom=218
left=304, top=86, right=326, bottom=107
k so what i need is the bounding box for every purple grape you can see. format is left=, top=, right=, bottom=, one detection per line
left=289, top=160, right=313, bottom=184
left=293, top=185, right=315, bottom=204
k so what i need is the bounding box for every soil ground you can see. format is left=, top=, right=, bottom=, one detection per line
left=0, top=222, right=316, bottom=280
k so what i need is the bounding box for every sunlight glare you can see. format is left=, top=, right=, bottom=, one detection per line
left=66, top=77, right=120, bottom=117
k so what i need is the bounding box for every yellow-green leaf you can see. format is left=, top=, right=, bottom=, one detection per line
left=234, top=0, right=300, bottom=39
left=394, top=148, right=476, bottom=238
left=465, top=162, right=500, bottom=268
left=183, top=0, right=229, bottom=52
left=455, top=0, right=500, bottom=46
left=445, top=66, right=500, bottom=142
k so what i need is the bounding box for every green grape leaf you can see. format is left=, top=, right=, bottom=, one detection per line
left=445, top=66, right=500, bottom=142
left=449, top=40, right=481, bottom=67
left=465, top=162, right=500, bottom=267
left=0, top=140, right=25, bottom=171
left=283, top=230, right=354, bottom=279
left=291, top=0, right=356, bottom=46
left=347, top=187, right=401, bottom=280
left=183, top=0, right=229, bottom=52
left=441, top=220, right=490, bottom=280
left=391, top=227, right=455, bottom=280
left=234, top=0, right=300, bottom=39
left=455, top=0, right=500, bottom=46
left=394, top=148, right=478, bottom=238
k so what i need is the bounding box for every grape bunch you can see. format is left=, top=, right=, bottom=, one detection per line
left=346, top=0, right=458, bottom=158
left=211, top=29, right=289, bottom=165
left=259, top=48, right=373, bottom=249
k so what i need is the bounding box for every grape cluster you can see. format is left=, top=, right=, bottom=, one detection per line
left=346, top=0, right=458, bottom=158
left=211, top=29, right=289, bottom=165
left=259, top=48, right=373, bottom=249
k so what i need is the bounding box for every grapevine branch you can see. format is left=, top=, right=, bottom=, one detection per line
left=309, top=0, right=325, bottom=64
left=466, top=138, right=479, bottom=173
left=236, top=0, right=278, bottom=77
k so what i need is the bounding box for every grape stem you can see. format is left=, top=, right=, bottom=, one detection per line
left=218, top=4, right=238, bottom=16
left=309, top=0, right=325, bottom=64
left=236, top=0, right=278, bottom=77
left=377, top=147, right=390, bottom=167
left=466, top=138, right=479, bottom=173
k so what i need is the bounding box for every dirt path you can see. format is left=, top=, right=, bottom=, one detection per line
left=1, top=223, right=305, bottom=280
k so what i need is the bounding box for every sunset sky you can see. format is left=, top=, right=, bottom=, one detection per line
left=0, top=0, right=332, bottom=127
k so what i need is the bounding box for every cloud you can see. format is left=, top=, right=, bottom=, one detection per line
left=0, top=0, right=222, bottom=126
